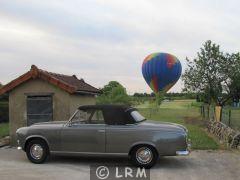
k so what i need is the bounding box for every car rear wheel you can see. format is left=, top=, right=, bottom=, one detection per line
left=26, top=139, right=49, bottom=164
left=130, top=145, right=158, bottom=168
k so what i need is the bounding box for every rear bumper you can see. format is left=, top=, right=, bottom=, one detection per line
left=176, top=139, right=191, bottom=156
left=176, top=150, right=190, bottom=156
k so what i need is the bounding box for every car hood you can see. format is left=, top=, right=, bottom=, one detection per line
left=138, top=121, right=187, bottom=133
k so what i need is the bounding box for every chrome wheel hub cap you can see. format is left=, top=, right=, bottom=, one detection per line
left=30, top=144, right=43, bottom=160
left=136, top=147, right=153, bottom=164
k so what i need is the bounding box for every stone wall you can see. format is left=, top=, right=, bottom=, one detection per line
left=207, top=119, right=240, bottom=149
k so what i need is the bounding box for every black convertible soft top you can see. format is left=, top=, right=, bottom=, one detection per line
left=78, top=104, right=137, bottom=125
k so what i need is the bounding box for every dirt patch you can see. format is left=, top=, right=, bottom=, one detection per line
left=184, top=116, right=207, bottom=126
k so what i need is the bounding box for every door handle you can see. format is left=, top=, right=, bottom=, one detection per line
left=98, top=129, right=105, bottom=133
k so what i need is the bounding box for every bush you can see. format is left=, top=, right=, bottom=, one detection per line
left=97, top=81, right=131, bottom=105
left=0, top=123, right=9, bottom=138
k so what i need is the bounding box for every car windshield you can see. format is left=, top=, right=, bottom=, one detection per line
left=130, top=110, right=146, bottom=123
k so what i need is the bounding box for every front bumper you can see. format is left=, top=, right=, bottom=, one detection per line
left=17, top=140, right=22, bottom=150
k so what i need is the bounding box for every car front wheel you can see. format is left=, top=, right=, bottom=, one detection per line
left=26, top=139, right=49, bottom=164
left=130, top=145, right=158, bottom=168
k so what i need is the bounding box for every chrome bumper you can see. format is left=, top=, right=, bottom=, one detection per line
left=176, top=150, right=190, bottom=156
left=17, top=140, right=22, bottom=150
left=176, top=139, right=191, bottom=156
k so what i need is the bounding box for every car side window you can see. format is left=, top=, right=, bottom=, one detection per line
left=71, top=109, right=92, bottom=124
left=89, top=110, right=105, bottom=124
left=104, top=110, right=128, bottom=125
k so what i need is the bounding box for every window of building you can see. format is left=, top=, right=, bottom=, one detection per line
left=26, top=95, right=53, bottom=126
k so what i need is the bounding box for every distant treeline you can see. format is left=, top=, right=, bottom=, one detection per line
left=132, top=92, right=196, bottom=100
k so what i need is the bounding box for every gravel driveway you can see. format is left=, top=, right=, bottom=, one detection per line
left=0, top=148, right=239, bottom=180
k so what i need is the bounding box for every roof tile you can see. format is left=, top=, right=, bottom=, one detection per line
left=0, top=65, right=100, bottom=95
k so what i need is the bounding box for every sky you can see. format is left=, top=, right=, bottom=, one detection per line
left=0, top=0, right=239, bottom=94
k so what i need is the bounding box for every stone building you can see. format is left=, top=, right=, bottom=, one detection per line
left=0, top=65, right=100, bottom=144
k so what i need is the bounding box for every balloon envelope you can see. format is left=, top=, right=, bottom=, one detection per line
left=142, top=52, right=182, bottom=93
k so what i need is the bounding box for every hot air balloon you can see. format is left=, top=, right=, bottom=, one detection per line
left=142, top=52, right=182, bottom=94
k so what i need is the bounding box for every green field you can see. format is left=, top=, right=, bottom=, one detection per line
left=221, top=107, right=240, bottom=131
left=137, top=99, right=219, bottom=150
left=0, top=123, right=9, bottom=138
left=231, top=109, right=240, bottom=131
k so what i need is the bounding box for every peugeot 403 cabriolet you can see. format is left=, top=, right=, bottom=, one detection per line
left=16, top=105, right=190, bottom=168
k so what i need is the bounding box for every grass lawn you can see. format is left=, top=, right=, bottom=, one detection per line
left=0, top=123, right=9, bottom=138
left=231, top=109, right=240, bottom=131
left=137, top=99, right=219, bottom=150
left=0, top=101, right=8, bottom=106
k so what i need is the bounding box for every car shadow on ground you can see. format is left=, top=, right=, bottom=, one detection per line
left=48, top=155, right=192, bottom=169
left=153, top=157, right=193, bottom=169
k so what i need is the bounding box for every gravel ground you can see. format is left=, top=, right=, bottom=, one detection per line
left=0, top=148, right=239, bottom=180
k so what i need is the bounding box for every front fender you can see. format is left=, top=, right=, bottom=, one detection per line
left=24, top=135, right=50, bottom=151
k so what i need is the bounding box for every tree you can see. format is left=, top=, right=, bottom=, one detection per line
left=220, top=53, right=240, bottom=104
left=182, top=40, right=225, bottom=105
left=100, top=81, right=122, bottom=96
left=97, top=81, right=131, bottom=105
left=183, top=40, right=240, bottom=105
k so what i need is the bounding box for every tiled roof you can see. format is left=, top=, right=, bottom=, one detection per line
left=0, top=65, right=100, bottom=95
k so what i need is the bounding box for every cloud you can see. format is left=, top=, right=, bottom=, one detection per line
left=0, top=0, right=239, bottom=94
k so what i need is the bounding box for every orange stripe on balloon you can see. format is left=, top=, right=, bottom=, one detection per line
left=143, top=53, right=159, bottom=65
left=150, top=75, right=158, bottom=92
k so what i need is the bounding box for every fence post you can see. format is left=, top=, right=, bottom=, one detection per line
left=207, top=105, right=210, bottom=120
left=219, top=106, right=222, bottom=122
left=229, top=109, right=231, bottom=127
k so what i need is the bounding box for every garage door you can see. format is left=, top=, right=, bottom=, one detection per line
left=27, top=96, right=53, bottom=126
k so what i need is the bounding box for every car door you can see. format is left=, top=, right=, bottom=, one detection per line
left=104, top=109, right=137, bottom=154
left=60, top=109, right=106, bottom=153
left=106, top=124, right=137, bottom=154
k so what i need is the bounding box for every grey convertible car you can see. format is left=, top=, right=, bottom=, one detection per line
left=16, top=105, right=190, bottom=168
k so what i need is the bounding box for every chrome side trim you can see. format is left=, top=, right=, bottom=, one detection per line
left=176, top=150, right=189, bottom=156
left=50, top=151, right=128, bottom=156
